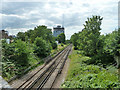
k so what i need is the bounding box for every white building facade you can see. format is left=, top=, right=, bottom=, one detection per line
left=53, top=25, right=65, bottom=37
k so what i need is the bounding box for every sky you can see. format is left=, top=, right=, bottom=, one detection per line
left=0, top=0, right=119, bottom=39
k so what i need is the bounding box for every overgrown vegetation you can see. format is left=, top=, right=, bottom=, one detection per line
left=70, top=16, right=120, bottom=66
left=34, top=37, right=52, bottom=58
left=2, top=39, right=39, bottom=80
left=2, top=25, right=68, bottom=80
left=61, top=50, right=120, bottom=88
left=57, top=33, right=66, bottom=44
left=63, top=15, right=120, bottom=88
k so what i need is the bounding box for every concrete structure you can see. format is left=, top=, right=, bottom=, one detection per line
left=0, top=76, right=11, bottom=88
left=53, top=25, right=64, bottom=37
left=0, top=30, right=9, bottom=39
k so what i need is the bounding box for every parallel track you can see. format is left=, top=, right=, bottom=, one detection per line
left=16, top=44, right=72, bottom=89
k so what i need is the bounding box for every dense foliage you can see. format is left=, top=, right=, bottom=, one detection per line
left=2, top=39, right=39, bottom=79
left=77, top=16, right=103, bottom=56
left=116, top=28, right=120, bottom=56
left=57, top=33, right=65, bottom=43
left=61, top=50, right=120, bottom=88
left=2, top=25, right=68, bottom=80
left=34, top=37, right=52, bottom=58
left=2, top=25, right=61, bottom=80
left=70, top=16, right=119, bottom=65
left=51, top=42, right=57, bottom=49
left=17, top=32, right=25, bottom=41
left=66, top=15, right=120, bottom=88
left=70, top=33, right=79, bottom=50
left=17, top=25, right=57, bottom=49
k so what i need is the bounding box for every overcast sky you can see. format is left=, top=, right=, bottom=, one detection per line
left=0, top=0, right=119, bottom=39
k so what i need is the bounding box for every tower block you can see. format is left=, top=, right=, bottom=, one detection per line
left=53, top=25, right=65, bottom=37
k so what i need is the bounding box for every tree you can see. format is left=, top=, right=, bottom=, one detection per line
left=70, top=33, right=79, bottom=49
left=16, top=25, right=57, bottom=50
left=77, top=16, right=103, bottom=56
left=17, top=32, right=25, bottom=41
left=25, top=29, right=33, bottom=38
left=116, top=28, right=120, bottom=56
left=65, top=40, right=71, bottom=44
left=57, top=33, right=65, bottom=43
left=2, top=39, right=31, bottom=69
left=34, top=37, right=52, bottom=57
left=32, top=25, right=57, bottom=49
left=51, top=42, right=57, bottom=49
left=114, top=29, right=120, bottom=68
left=103, top=30, right=118, bottom=56
left=31, top=25, right=53, bottom=42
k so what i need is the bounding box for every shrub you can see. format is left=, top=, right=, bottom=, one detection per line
left=2, top=39, right=32, bottom=79
left=61, top=43, right=64, bottom=47
left=2, top=39, right=31, bottom=66
left=51, top=42, right=57, bottom=49
left=34, top=37, right=52, bottom=57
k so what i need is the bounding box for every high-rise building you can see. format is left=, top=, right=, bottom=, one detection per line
left=53, top=25, right=65, bottom=37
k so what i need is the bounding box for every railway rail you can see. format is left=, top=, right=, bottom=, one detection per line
left=13, top=44, right=72, bottom=89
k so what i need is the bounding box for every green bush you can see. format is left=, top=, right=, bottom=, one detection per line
left=2, top=39, right=33, bottom=79
left=70, top=16, right=119, bottom=65
left=34, top=37, right=52, bottom=57
left=61, top=50, right=120, bottom=88
left=2, top=39, right=31, bottom=66
left=61, top=43, right=64, bottom=47
left=14, top=40, right=31, bottom=66
left=51, top=42, right=57, bottom=49
left=57, top=33, right=65, bottom=43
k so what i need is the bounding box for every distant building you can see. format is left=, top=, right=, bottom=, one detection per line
left=0, top=30, right=9, bottom=39
left=6, top=39, right=10, bottom=44
left=53, top=25, right=65, bottom=37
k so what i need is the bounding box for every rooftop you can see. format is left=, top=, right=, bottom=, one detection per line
left=53, top=25, right=64, bottom=29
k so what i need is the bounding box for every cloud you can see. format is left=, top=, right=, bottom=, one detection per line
left=1, top=0, right=119, bottom=39
left=5, top=28, right=31, bottom=35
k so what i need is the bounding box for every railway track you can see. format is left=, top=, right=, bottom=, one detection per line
left=15, top=44, right=72, bottom=89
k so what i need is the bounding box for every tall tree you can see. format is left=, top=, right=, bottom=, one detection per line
left=77, top=16, right=103, bottom=56
left=34, top=37, right=52, bottom=57
left=116, top=28, right=120, bottom=56
left=17, top=32, right=25, bottom=41
left=70, top=33, right=79, bottom=49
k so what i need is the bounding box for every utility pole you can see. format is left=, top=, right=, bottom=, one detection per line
left=62, top=14, right=64, bottom=28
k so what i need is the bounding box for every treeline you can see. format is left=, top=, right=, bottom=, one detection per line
left=70, top=16, right=120, bottom=67
left=2, top=25, right=67, bottom=80
left=17, top=25, right=57, bottom=50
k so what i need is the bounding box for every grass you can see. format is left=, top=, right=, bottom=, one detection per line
left=61, top=49, right=120, bottom=88
left=58, top=44, right=67, bottom=50
left=51, top=44, right=68, bottom=55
